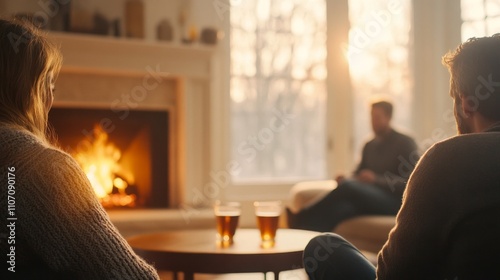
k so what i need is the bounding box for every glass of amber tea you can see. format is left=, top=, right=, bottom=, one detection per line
left=254, top=201, right=282, bottom=248
left=214, top=201, right=241, bottom=247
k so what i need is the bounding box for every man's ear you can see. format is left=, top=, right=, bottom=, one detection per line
left=460, top=95, right=474, bottom=118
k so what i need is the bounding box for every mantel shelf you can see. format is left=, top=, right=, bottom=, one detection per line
left=48, top=31, right=217, bottom=54
left=47, top=31, right=217, bottom=79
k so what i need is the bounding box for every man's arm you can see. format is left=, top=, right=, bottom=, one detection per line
left=353, top=143, right=369, bottom=176
left=336, top=143, right=368, bottom=184
left=377, top=135, right=420, bottom=194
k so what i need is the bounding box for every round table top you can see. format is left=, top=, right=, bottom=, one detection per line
left=127, top=228, right=319, bottom=274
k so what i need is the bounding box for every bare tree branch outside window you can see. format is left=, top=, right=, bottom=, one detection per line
left=230, top=0, right=327, bottom=182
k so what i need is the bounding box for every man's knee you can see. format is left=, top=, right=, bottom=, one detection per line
left=303, top=233, right=347, bottom=274
left=303, top=233, right=376, bottom=280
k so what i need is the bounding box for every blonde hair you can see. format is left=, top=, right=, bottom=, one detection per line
left=0, top=18, right=62, bottom=143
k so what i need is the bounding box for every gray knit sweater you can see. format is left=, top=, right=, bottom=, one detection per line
left=355, top=129, right=419, bottom=197
left=0, top=126, right=159, bottom=279
left=377, top=123, right=500, bottom=279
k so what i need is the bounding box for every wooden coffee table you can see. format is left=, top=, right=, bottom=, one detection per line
left=127, top=228, right=319, bottom=280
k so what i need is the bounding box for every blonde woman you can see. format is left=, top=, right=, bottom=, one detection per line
left=0, top=19, right=159, bottom=279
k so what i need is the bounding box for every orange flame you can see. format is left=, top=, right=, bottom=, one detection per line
left=74, top=125, right=136, bottom=207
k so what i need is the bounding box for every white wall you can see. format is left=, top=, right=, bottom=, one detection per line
left=411, top=0, right=462, bottom=152
left=1, top=0, right=41, bottom=14
left=326, top=0, right=354, bottom=176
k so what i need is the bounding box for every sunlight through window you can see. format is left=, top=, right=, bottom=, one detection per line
left=347, top=0, right=413, bottom=160
left=461, top=0, right=500, bottom=41
left=230, top=0, right=327, bottom=182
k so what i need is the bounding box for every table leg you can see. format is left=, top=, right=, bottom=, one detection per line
left=262, top=272, right=279, bottom=280
left=173, top=271, right=178, bottom=280
left=184, top=272, right=194, bottom=280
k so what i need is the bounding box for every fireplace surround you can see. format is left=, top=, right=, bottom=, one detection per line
left=48, top=32, right=217, bottom=208
left=49, top=107, right=169, bottom=208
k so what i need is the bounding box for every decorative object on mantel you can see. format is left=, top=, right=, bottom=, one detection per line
left=125, top=0, right=144, bottom=39
left=112, top=19, right=121, bottom=37
left=200, top=27, right=220, bottom=45
left=69, top=9, right=113, bottom=36
left=178, top=0, right=197, bottom=44
left=180, top=25, right=198, bottom=44
left=12, top=0, right=69, bottom=31
left=157, top=19, right=173, bottom=41
left=48, top=0, right=71, bottom=32
left=93, top=12, right=110, bottom=35
left=184, top=25, right=198, bottom=44
left=68, top=1, right=93, bottom=34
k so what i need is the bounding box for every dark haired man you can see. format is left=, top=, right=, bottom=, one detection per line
left=290, top=100, right=419, bottom=232
left=304, top=35, right=500, bottom=279
left=342, top=100, right=419, bottom=197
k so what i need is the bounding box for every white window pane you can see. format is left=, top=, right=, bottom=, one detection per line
left=348, top=0, right=413, bottom=159
left=486, top=0, right=500, bottom=17
left=230, top=0, right=327, bottom=182
left=487, top=17, right=500, bottom=34
left=462, top=21, right=487, bottom=41
left=461, top=0, right=500, bottom=41
left=461, top=0, right=486, bottom=21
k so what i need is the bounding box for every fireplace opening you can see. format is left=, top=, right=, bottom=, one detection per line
left=48, top=108, right=169, bottom=208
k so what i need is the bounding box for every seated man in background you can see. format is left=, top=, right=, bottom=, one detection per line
left=304, top=34, right=500, bottom=279
left=290, top=100, right=419, bottom=232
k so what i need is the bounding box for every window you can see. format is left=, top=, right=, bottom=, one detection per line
left=230, top=0, right=327, bottom=182
left=461, top=0, right=500, bottom=41
left=347, top=0, right=413, bottom=160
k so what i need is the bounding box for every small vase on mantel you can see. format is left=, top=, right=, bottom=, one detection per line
left=125, top=0, right=144, bottom=39
left=157, top=19, right=173, bottom=42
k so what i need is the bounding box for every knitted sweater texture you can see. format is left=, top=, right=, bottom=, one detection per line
left=377, top=123, right=500, bottom=279
left=0, top=126, right=159, bottom=279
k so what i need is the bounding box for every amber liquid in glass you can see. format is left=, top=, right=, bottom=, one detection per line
left=256, top=214, right=279, bottom=248
left=216, top=214, right=239, bottom=246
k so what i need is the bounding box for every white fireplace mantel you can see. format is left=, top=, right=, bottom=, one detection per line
left=48, top=32, right=218, bottom=208
left=48, top=32, right=215, bottom=79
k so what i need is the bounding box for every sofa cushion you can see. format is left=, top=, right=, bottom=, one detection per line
left=287, top=180, right=336, bottom=214
left=287, top=180, right=396, bottom=255
left=333, top=215, right=396, bottom=253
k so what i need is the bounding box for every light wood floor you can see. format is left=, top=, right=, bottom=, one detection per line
left=158, top=269, right=309, bottom=280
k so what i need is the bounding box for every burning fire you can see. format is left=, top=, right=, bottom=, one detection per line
left=74, top=125, right=136, bottom=207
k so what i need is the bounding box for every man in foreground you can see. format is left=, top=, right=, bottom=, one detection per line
left=304, top=35, right=500, bottom=279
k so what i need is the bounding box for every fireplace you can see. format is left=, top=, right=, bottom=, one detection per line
left=49, top=108, right=169, bottom=208
left=50, top=67, right=184, bottom=209
left=47, top=32, right=218, bottom=210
